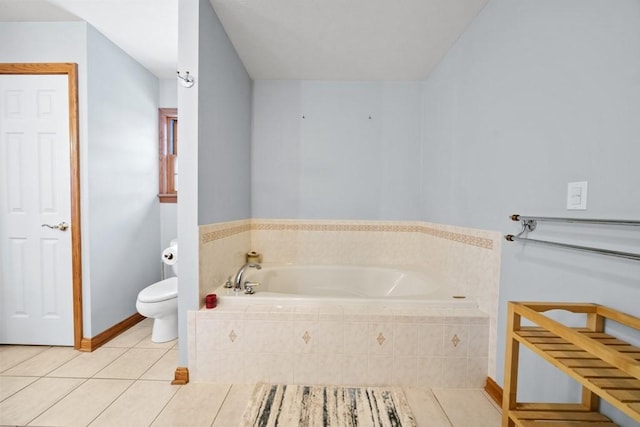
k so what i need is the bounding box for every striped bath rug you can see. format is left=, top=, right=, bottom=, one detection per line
left=242, top=383, right=417, bottom=427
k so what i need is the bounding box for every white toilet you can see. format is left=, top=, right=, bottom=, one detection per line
left=136, top=240, right=178, bottom=342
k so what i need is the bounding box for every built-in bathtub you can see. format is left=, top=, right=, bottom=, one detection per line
left=215, top=264, right=477, bottom=308
left=190, top=264, right=489, bottom=387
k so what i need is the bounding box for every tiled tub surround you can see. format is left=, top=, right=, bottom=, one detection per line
left=198, top=218, right=501, bottom=379
left=199, top=220, right=251, bottom=303
left=188, top=303, right=489, bottom=387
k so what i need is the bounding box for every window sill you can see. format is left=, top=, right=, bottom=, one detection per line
left=159, top=193, right=177, bottom=203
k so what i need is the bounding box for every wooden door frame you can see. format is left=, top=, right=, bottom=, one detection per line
left=0, top=63, right=83, bottom=349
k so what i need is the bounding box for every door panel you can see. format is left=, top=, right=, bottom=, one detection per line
left=0, top=74, right=73, bottom=345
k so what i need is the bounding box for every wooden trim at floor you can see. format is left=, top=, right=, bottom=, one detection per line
left=79, top=313, right=145, bottom=352
left=485, top=376, right=503, bottom=407
left=172, top=367, right=189, bottom=385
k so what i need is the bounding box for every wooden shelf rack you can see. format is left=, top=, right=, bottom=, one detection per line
left=502, top=302, right=640, bottom=427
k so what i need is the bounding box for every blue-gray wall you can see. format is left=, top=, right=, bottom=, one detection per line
left=86, top=25, right=160, bottom=335
left=251, top=81, right=422, bottom=220
left=421, top=1, right=640, bottom=424
left=197, top=0, right=252, bottom=224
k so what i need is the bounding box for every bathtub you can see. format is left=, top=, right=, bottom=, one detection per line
left=214, top=264, right=476, bottom=308
left=195, top=264, right=489, bottom=386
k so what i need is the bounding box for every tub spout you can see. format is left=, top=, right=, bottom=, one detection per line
left=233, top=262, right=262, bottom=292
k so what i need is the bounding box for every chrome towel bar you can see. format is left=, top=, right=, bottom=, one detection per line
left=510, top=214, right=640, bottom=227
left=505, top=234, right=640, bottom=261
left=506, top=214, right=640, bottom=261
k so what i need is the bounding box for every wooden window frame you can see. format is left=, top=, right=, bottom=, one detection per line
left=158, top=108, right=178, bottom=203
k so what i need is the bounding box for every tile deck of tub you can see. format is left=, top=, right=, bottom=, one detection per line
left=190, top=303, right=491, bottom=388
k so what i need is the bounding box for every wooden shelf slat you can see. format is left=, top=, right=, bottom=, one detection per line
left=514, top=403, right=591, bottom=412
left=547, top=350, right=599, bottom=359
left=582, top=332, right=618, bottom=339
left=527, top=337, right=570, bottom=344
left=607, top=389, right=640, bottom=403
left=574, top=368, right=634, bottom=378
left=536, top=343, right=582, bottom=351
left=520, top=422, right=617, bottom=427
left=511, top=410, right=611, bottom=421
left=595, top=338, right=633, bottom=346
left=557, top=359, right=612, bottom=368
left=588, top=378, right=640, bottom=389
left=609, top=346, right=640, bottom=353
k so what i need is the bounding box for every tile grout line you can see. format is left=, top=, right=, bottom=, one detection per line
left=480, top=389, right=502, bottom=413
left=0, top=345, right=53, bottom=373
left=137, top=346, right=174, bottom=381
left=24, top=376, right=91, bottom=426
left=430, top=389, right=455, bottom=427
left=210, top=383, right=235, bottom=426
left=101, top=328, right=152, bottom=350
left=90, top=346, right=136, bottom=379
left=146, top=380, right=183, bottom=427
left=2, top=347, right=82, bottom=379
left=92, top=331, right=159, bottom=380
left=0, top=375, right=38, bottom=403
left=85, top=378, right=138, bottom=426
left=42, top=348, right=84, bottom=378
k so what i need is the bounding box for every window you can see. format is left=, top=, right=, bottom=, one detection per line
left=159, top=108, right=178, bottom=203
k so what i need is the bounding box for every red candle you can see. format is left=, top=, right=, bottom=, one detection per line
left=205, top=293, right=217, bottom=309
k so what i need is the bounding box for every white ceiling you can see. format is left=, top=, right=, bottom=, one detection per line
left=0, top=0, right=178, bottom=79
left=0, top=0, right=488, bottom=81
left=210, top=0, right=488, bottom=80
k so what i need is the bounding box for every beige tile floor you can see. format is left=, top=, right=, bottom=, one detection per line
left=0, top=318, right=501, bottom=426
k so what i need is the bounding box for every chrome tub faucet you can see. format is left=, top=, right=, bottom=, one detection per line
left=233, top=262, right=262, bottom=292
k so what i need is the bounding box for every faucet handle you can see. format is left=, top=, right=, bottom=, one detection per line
left=224, top=276, right=233, bottom=288
left=244, top=281, right=260, bottom=294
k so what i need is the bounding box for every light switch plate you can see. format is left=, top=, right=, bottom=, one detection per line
left=567, top=181, right=588, bottom=210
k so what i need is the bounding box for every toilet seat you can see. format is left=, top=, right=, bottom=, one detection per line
left=138, top=277, right=178, bottom=303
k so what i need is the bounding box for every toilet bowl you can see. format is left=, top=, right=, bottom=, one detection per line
left=136, top=277, right=178, bottom=342
left=137, top=239, right=179, bottom=343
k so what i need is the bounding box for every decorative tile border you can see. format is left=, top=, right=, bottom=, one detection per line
left=419, top=226, right=494, bottom=250
left=200, top=219, right=494, bottom=250
left=201, top=222, right=251, bottom=244
left=252, top=222, right=419, bottom=233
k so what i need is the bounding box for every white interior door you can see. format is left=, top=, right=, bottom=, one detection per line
left=0, top=74, right=74, bottom=345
